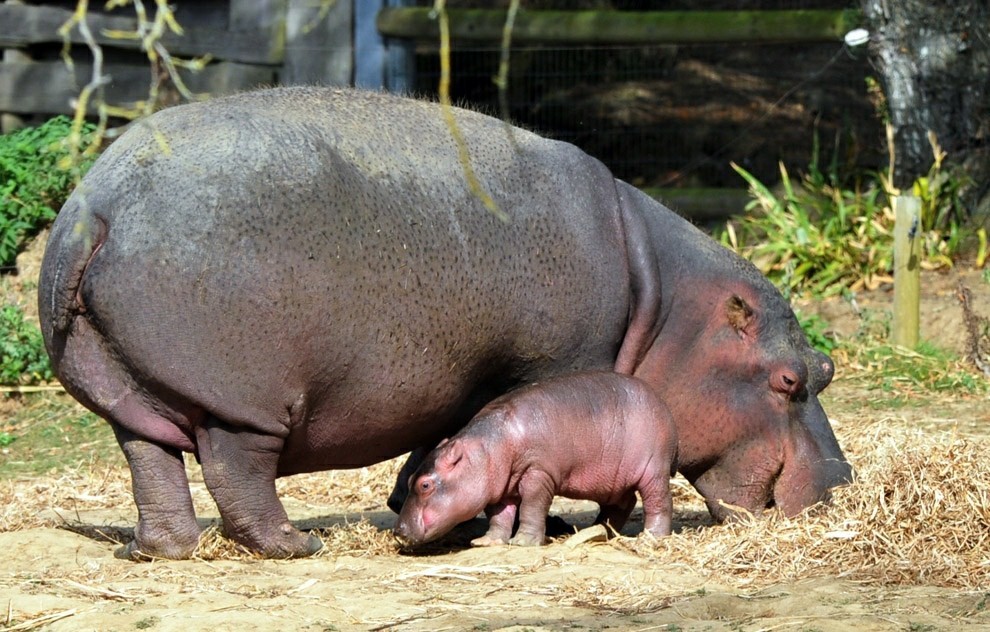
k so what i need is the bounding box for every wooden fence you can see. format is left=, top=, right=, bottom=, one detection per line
left=0, top=0, right=352, bottom=130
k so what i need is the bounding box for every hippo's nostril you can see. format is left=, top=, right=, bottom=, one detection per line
left=771, top=366, right=805, bottom=396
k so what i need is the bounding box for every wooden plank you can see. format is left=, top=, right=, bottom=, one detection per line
left=282, top=0, right=352, bottom=86
left=230, top=0, right=286, bottom=32
left=892, top=195, right=922, bottom=348
left=0, top=60, right=276, bottom=115
left=0, top=4, right=283, bottom=65
left=377, top=8, right=863, bottom=45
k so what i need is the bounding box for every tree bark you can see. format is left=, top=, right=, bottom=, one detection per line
left=861, top=0, right=990, bottom=193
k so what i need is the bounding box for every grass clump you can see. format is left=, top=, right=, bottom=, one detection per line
left=840, top=340, right=989, bottom=396
left=0, top=116, right=96, bottom=269
left=723, top=160, right=893, bottom=297
left=0, top=393, right=114, bottom=478
left=0, top=303, right=53, bottom=385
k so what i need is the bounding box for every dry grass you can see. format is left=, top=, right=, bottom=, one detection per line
left=618, top=421, right=990, bottom=589
left=3, top=396, right=988, bottom=593
left=0, top=456, right=132, bottom=533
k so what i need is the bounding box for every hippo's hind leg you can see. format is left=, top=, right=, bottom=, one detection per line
left=111, top=425, right=201, bottom=560
left=637, top=472, right=673, bottom=537
left=196, top=415, right=322, bottom=558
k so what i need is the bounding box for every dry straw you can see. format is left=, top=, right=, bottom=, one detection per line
left=4, top=404, right=988, bottom=590
left=619, top=422, right=990, bottom=589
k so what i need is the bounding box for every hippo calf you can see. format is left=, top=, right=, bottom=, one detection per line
left=394, top=371, right=678, bottom=547
left=40, top=86, right=851, bottom=560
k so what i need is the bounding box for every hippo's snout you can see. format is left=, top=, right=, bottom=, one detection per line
left=392, top=518, right=420, bottom=547
left=393, top=508, right=434, bottom=547
left=393, top=524, right=415, bottom=547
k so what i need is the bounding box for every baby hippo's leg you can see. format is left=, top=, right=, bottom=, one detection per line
left=471, top=501, right=516, bottom=547
left=510, top=472, right=555, bottom=546
left=639, top=473, right=674, bottom=537
left=594, top=491, right=637, bottom=534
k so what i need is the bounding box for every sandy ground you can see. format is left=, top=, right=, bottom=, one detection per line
left=2, top=425, right=989, bottom=632
left=1, top=252, right=989, bottom=630
left=3, top=521, right=988, bottom=632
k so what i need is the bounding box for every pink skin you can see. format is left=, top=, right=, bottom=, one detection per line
left=393, top=372, right=677, bottom=547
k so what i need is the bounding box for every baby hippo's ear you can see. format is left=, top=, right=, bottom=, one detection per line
left=435, top=439, right=464, bottom=472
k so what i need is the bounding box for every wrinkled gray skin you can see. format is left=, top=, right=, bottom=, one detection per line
left=393, top=371, right=677, bottom=547
left=39, top=87, right=851, bottom=560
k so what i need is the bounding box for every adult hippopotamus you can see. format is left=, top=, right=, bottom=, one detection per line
left=394, top=371, right=678, bottom=547
left=39, top=86, right=851, bottom=560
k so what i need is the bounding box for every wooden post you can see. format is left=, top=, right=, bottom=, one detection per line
left=892, top=195, right=921, bottom=347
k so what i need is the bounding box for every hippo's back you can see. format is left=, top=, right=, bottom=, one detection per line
left=41, top=87, right=632, bottom=468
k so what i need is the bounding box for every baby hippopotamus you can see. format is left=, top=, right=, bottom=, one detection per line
left=393, top=371, right=678, bottom=547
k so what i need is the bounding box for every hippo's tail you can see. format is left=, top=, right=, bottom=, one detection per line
left=38, top=195, right=107, bottom=372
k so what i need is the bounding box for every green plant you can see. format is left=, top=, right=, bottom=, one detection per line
left=722, top=129, right=972, bottom=298
left=0, top=304, right=53, bottom=385
left=795, top=309, right=837, bottom=355
left=839, top=339, right=988, bottom=397
left=0, top=393, right=113, bottom=478
left=723, top=160, right=893, bottom=297
left=0, top=116, right=96, bottom=268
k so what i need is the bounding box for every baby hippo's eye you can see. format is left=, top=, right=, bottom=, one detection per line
left=418, top=478, right=433, bottom=493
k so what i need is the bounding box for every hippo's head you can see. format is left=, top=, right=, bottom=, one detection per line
left=393, top=438, right=490, bottom=546
left=637, top=281, right=853, bottom=521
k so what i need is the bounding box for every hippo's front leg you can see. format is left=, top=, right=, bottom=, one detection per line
left=471, top=501, right=517, bottom=546
left=195, top=416, right=323, bottom=558
left=111, top=425, right=202, bottom=560
left=509, top=472, right=555, bottom=546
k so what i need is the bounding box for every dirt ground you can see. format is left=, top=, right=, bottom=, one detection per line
left=1, top=258, right=989, bottom=631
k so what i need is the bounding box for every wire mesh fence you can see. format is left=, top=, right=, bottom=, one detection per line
left=407, top=3, right=882, bottom=192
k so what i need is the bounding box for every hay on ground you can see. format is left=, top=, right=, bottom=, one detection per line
left=619, top=422, right=990, bottom=589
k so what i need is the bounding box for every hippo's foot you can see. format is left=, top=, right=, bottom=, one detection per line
left=470, top=533, right=509, bottom=547
left=222, top=522, right=324, bottom=559
left=508, top=532, right=546, bottom=546
left=198, top=416, right=324, bottom=559
left=114, top=528, right=202, bottom=561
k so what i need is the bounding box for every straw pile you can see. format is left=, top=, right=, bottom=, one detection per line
left=618, top=421, right=990, bottom=589
left=2, top=404, right=987, bottom=590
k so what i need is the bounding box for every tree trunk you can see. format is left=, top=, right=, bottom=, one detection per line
left=861, top=0, right=990, bottom=197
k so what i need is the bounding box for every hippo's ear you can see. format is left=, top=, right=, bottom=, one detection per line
left=436, top=440, right=464, bottom=472
left=726, top=295, right=755, bottom=340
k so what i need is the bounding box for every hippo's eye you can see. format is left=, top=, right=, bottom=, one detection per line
left=418, top=479, right=433, bottom=493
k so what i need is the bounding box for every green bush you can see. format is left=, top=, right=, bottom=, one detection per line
left=723, top=161, right=893, bottom=298
left=0, top=116, right=96, bottom=268
left=721, top=148, right=968, bottom=298
left=0, top=304, right=53, bottom=385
